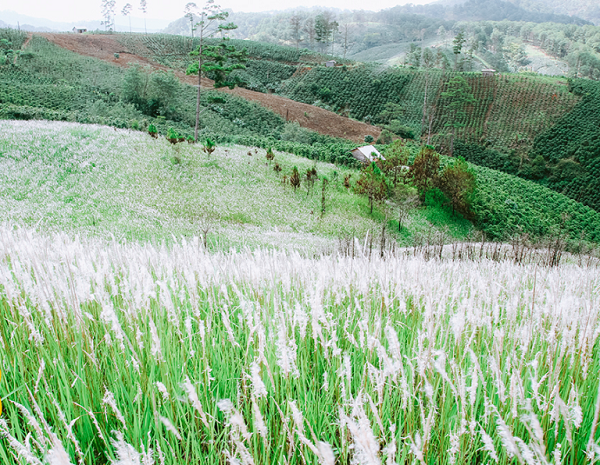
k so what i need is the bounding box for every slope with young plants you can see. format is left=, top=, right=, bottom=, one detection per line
left=0, top=120, right=473, bottom=250
left=37, top=32, right=379, bottom=142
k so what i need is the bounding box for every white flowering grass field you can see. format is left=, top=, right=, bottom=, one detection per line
left=0, top=120, right=470, bottom=253
left=1, top=119, right=599, bottom=465
left=0, top=225, right=599, bottom=465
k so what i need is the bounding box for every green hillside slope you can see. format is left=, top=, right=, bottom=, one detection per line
left=0, top=120, right=473, bottom=249
left=107, top=34, right=600, bottom=213
left=3, top=120, right=600, bottom=247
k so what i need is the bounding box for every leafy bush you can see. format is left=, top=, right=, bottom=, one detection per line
left=386, top=120, right=415, bottom=139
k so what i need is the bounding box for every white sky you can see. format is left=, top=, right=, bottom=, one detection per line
left=2, top=0, right=429, bottom=24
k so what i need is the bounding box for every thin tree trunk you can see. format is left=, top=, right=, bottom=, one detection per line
left=427, top=110, right=434, bottom=145
left=191, top=20, right=194, bottom=52
left=450, top=126, right=455, bottom=157
left=195, top=30, right=203, bottom=142
left=343, top=27, right=348, bottom=58
left=421, top=72, right=429, bottom=136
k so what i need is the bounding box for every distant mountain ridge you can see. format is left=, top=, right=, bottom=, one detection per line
left=507, top=0, right=600, bottom=25
left=384, top=0, right=590, bottom=25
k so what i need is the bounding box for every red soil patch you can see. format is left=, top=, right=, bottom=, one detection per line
left=40, top=33, right=380, bottom=143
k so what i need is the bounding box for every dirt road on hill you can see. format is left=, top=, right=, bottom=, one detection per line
left=40, top=33, right=380, bottom=143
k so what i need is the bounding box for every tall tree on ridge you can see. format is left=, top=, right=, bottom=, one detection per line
left=315, top=12, right=335, bottom=54
left=289, top=13, right=303, bottom=49
left=122, top=3, right=133, bottom=33
left=185, top=0, right=245, bottom=142
left=340, top=22, right=354, bottom=59
left=101, top=0, right=116, bottom=32
left=330, top=19, right=339, bottom=56
left=184, top=3, right=198, bottom=49
left=303, top=17, right=316, bottom=51
left=453, top=28, right=466, bottom=70
left=139, top=0, right=148, bottom=34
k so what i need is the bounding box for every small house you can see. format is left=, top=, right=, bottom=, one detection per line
left=325, top=60, right=336, bottom=68
left=72, top=27, right=87, bottom=34
left=481, top=68, right=496, bottom=77
left=351, top=145, right=385, bottom=163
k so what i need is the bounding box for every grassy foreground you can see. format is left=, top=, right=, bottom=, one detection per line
left=0, top=225, right=599, bottom=464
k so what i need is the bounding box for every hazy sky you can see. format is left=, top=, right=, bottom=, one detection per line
left=2, top=0, right=427, bottom=23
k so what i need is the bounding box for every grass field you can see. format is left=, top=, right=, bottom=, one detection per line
left=0, top=120, right=472, bottom=252
left=1, top=223, right=599, bottom=464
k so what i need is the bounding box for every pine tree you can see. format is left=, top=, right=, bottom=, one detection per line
left=184, top=3, right=198, bottom=47
left=438, top=157, right=476, bottom=216
left=355, top=162, right=388, bottom=214
left=289, top=13, right=303, bottom=49
left=121, top=4, right=133, bottom=33
left=185, top=0, right=246, bottom=142
left=453, top=29, right=466, bottom=70
left=100, top=0, right=116, bottom=32
left=139, top=0, right=148, bottom=34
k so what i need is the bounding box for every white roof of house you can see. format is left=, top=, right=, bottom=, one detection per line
left=481, top=68, right=496, bottom=72
left=351, top=145, right=385, bottom=162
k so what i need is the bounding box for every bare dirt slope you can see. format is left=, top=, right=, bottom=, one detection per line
left=40, top=33, right=380, bottom=143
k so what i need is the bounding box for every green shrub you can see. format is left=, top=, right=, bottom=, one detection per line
left=386, top=120, right=416, bottom=139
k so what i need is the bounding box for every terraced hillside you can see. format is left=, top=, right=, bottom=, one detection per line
left=37, top=33, right=378, bottom=142
left=3, top=30, right=600, bottom=212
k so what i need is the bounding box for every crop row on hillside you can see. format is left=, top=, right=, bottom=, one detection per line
left=0, top=36, right=290, bottom=140
left=0, top=28, right=27, bottom=49
left=115, top=34, right=340, bottom=94
left=116, top=35, right=342, bottom=66
left=530, top=79, right=600, bottom=212
left=428, top=74, right=578, bottom=153
left=281, top=65, right=415, bottom=121
left=469, top=162, right=600, bottom=240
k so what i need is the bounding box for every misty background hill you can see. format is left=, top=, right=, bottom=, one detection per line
left=0, top=10, right=170, bottom=33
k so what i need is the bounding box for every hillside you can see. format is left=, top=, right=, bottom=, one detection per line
left=509, top=0, right=600, bottom=24
left=34, top=32, right=378, bottom=143
left=2, top=121, right=600, bottom=465
left=3, top=29, right=600, bottom=213
left=2, top=12, right=600, bottom=465
left=0, top=120, right=473, bottom=250
left=3, top=119, right=600, bottom=248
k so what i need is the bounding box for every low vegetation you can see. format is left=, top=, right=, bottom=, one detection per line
left=0, top=120, right=473, bottom=251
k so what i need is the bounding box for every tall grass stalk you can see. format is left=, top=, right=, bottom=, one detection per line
left=0, top=225, right=599, bottom=464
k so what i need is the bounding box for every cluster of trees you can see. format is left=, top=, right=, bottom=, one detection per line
left=164, top=0, right=594, bottom=60
left=100, top=0, right=148, bottom=33
left=452, top=20, right=600, bottom=77
left=122, top=65, right=181, bottom=118
left=378, top=0, right=588, bottom=25
left=355, top=141, right=477, bottom=226
left=165, top=8, right=453, bottom=57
